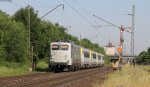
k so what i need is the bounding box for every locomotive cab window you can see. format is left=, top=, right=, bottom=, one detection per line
left=52, top=45, right=59, bottom=50
left=60, top=45, right=69, bottom=50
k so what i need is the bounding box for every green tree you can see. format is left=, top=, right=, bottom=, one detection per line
left=0, top=10, right=27, bottom=65
left=136, top=47, right=150, bottom=64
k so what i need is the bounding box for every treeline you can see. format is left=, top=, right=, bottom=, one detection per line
left=136, top=47, right=150, bottom=65
left=0, top=6, right=105, bottom=67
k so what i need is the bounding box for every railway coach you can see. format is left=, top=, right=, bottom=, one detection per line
left=49, top=41, right=104, bottom=72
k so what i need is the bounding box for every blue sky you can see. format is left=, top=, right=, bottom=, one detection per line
left=0, top=0, right=150, bottom=55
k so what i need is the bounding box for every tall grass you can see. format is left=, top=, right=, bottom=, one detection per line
left=0, top=65, right=30, bottom=77
left=94, top=65, right=150, bottom=87
left=0, top=59, right=49, bottom=77
left=35, top=60, right=48, bottom=71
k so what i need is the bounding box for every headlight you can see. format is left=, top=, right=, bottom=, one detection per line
left=51, top=55, right=53, bottom=59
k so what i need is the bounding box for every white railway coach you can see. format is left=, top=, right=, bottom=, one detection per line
left=101, top=54, right=104, bottom=66
left=49, top=41, right=81, bottom=71
left=91, top=51, right=97, bottom=67
left=97, top=53, right=104, bottom=66
left=80, top=48, right=91, bottom=68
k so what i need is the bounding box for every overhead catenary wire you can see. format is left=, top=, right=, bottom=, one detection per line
left=70, top=0, right=103, bottom=42
left=93, top=15, right=131, bottom=33
left=63, top=0, right=93, bottom=27
left=73, top=0, right=91, bottom=17
left=72, top=0, right=101, bottom=29
left=72, top=0, right=113, bottom=47
left=40, top=4, right=64, bottom=19
left=10, top=1, right=23, bottom=7
left=93, top=15, right=120, bottom=28
left=33, top=0, right=52, bottom=7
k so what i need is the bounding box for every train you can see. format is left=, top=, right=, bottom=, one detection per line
left=48, top=41, right=104, bottom=72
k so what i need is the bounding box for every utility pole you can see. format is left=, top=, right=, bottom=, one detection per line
left=128, top=5, right=135, bottom=60
left=131, top=5, right=135, bottom=59
left=27, top=5, right=32, bottom=71
left=80, top=34, right=82, bottom=46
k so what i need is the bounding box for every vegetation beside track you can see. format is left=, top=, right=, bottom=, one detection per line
left=0, top=64, right=30, bottom=77
left=94, top=65, right=150, bottom=87
left=35, top=59, right=48, bottom=72
left=136, top=47, right=150, bottom=64
left=0, top=60, right=49, bottom=77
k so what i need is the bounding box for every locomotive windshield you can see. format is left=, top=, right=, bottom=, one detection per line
left=51, top=44, right=69, bottom=50
left=52, top=45, right=59, bottom=50
left=60, top=45, right=68, bottom=50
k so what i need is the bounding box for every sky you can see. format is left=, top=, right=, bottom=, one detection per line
left=0, top=0, right=150, bottom=55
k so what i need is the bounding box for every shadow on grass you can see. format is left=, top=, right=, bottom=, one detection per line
left=35, top=67, right=51, bottom=72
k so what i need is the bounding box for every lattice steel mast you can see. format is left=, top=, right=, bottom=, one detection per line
left=131, top=5, right=135, bottom=58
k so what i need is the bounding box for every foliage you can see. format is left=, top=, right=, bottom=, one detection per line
left=136, top=47, right=150, bottom=64
left=0, top=10, right=27, bottom=65
left=104, top=55, right=111, bottom=64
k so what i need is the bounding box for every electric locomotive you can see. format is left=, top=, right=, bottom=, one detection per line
left=49, top=41, right=104, bottom=72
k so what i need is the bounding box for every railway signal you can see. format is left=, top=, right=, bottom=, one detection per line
left=93, top=15, right=131, bottom=70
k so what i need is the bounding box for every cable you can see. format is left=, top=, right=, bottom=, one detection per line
left=40, top=4, right=64, bottom=19
left=73, top=0, right=105, bottom=36
left=73, top=0, right=91, bottom=17
left=63, top=0, right=93, bottom=27
left=10, top=1, right=22, bottom=8
left=33, top=0, right=52, bottom=8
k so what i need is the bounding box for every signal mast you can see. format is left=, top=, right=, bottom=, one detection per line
left=93, top=15, right=131, bottom=70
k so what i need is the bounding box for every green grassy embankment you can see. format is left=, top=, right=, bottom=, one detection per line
left=0, top=65, right=30, bottom=77
left=0, top=60, right=48, bottom=77
left=94, top=65, right=150, bottom=87
left=35, top=60, right=48, bottom=71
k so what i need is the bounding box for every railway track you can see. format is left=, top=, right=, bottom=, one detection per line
left=0, top=66, right=112, bottom=87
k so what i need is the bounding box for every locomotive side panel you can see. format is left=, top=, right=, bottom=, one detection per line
left=71, top=44, right=81, bottom=69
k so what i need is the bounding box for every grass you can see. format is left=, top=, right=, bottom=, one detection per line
left=35, top=60, right=48, bottom=72
left=0, top=60, right=49, bottom=77
left=0, top=65, right=30, bottom=77
left=94, top=65, right=150, bottom=87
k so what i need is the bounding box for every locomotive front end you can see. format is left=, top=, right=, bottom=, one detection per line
left=49, top=42, right=71, bottom=71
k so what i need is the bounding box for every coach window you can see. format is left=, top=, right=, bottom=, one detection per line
left=84, top=51, right=89, bottom=58
left=93, top=53, right=96, bottom=59
left=52, top=45, right=59, bottom=50
left=98, top=55, right=101, bottom=60
left=60, top=45, right=69, bottom=50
